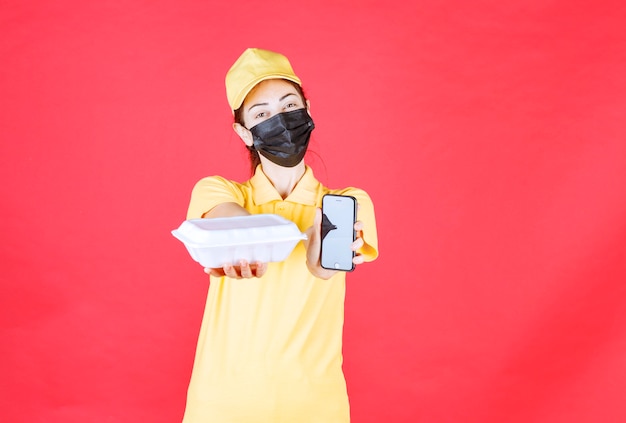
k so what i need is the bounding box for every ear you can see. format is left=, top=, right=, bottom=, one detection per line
left=233, top=123, right=253, bottom=147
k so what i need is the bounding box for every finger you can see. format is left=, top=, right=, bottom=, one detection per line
left=351, top=237, right=364, bottom=251
left=308, top=208, right=323, bottom=261
left=306, top=209, right=321, bottom=248
left=254, top=261, right=268, bottom=278
left=314, top=208, right=322, bottom=241
left=239, top=260, right=252, bottom=278
left=223, top=263, right=240, bottom=279
left=352, top=254, right=365, bottom=265
left=354, top=220, right=364, bottom=232
left=205, top=267, right=225, bottom=277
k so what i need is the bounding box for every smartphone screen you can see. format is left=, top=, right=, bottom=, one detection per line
left=320, top=194, right=357, bottom=272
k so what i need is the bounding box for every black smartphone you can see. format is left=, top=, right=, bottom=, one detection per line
left=320, top=194, right=357, bottom=272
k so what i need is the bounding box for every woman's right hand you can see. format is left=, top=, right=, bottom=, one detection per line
left=304, top=208, right=340, bottom=280
left=204, top=260, right=268, bottom=279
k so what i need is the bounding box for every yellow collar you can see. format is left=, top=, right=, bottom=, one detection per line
left=250, top=165, right=319, bottom=206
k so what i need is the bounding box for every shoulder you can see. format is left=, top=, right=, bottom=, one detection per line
left=192, top=175, right=242, bottom=191
left=187, top=175, right=250, bottom=219
left=326, top=186, right=375, bottom=207
left=190, top=175, right=252, bottom=199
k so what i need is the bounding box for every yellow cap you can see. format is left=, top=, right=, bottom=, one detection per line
left=225, top=48, right=302, bottom=111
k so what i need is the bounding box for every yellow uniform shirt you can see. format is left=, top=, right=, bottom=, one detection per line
left=182, top=166, right=378, bottom=423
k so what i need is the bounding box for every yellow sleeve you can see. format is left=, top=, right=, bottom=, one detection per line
left=334, top=188, right=379, bottom=262
left=186, top=176, right=246, bottom=219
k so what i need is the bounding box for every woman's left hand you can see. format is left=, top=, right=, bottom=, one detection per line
left=304, top=208, right=365, bottom=279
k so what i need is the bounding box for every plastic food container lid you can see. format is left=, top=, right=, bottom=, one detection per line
left=172, top=214, right=307, bottom=268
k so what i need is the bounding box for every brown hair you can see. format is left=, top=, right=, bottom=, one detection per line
left=233, top=80, right=308, bottom=176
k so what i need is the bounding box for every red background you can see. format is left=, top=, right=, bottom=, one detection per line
left=2, top=1, right=625, bottom=422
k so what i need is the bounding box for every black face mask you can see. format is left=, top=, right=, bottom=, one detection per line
left=249, top=109, right=315, bottom=168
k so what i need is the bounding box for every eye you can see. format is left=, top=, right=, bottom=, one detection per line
left=285, top=102, right=299, bottom=110
left=254, top=111, right=267, bottom=119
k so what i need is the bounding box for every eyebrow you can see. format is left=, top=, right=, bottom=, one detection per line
left=247, top=93, right=298, bottom=112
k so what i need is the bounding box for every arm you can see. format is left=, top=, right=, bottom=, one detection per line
left=202, top=202, right=251, bottom=218
left=203, top=203, right=268, bottom=279
left=187, top=177, right=267, bottom=279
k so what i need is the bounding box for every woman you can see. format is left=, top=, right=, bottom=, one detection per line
left=182, top=48, right=379, bottom=422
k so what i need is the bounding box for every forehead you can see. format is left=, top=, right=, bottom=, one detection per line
left=243, top=79, right=301, bottom=106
